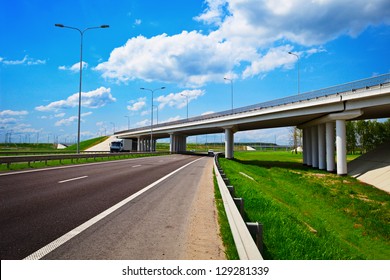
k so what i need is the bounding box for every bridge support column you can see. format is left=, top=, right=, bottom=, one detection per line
left=152, top=140, right=156, bottom=152
left=169, top=134, right=174, bottom=153
left=336, top=120, right=347, bottom=175
left=137, top=137, right=141, bottom=152
left=306, top=127, right=312, bottom=166
left=326, top=122, right=335, bottom=172
left=318, top=124, right=326, bottom=170
left=311, top=125, right=319, bottom=168
left=224, top=127, right=234, bottom=159
left=303, top=128, right=308, bottom=165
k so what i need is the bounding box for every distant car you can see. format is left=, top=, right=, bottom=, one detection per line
left=208, top=149, right=214, bottom=156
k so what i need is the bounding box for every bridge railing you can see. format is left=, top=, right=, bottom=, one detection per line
left=116, top=73, right=390, bottom=135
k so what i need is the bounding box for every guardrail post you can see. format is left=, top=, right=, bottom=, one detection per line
left=233, top=197, right=244, bottom=217
left=246, top=222, right=264, bottom=255
left=227, top=185, right=235, bottom=197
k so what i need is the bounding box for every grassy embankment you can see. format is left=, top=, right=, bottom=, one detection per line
left=0, top=137, right=166, bottom=171
left=218, top=151, right=390, bottom=260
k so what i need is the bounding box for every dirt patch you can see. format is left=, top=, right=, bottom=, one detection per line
left=182, top=158, right=226, bottom=260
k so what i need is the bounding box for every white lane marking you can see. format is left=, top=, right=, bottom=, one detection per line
left=58, top=176, right=88, bottom=184
left=23, top=156, right=205, bottom=260
left=132, top=165, right=142, bottom=168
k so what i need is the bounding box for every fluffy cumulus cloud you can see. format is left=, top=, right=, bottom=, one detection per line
left=156, top=89, right=205, bottom=110
left=59, top=61, right=88, bottom=72
left=55, top=112, right=92, bottom=127
left=35, top=87, right=116, bottom=112
left=95, top=31, right=244, bottom=87
left=0, top=110, right=29, bottom=116
left=95, top=0, right=390, bottom=87
left=127, top=97, right=147, bottom=112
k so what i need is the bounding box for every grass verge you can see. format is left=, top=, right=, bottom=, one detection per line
left=218, top=151, right=390, bottom=260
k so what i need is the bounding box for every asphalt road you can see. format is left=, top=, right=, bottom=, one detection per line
left=0, top=154, right=207, bottom=260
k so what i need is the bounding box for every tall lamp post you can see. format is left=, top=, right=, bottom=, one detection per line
left=181, top=93, right=189, bottom=119
left=288, top=52, right=300, bottom=95
left=140, top=87, right=166, bottom=152
left=224, top=77, right=234, bottom=114
left=288, top=51, right=301, bottom=154
left=124, top=115, right=130, bottom=130
left=55, top=23, right=109, bottom=154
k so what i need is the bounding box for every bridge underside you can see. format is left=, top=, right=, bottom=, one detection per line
left=117, top=78, right=390, bottom=176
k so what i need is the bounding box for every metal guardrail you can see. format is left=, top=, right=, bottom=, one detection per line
left=213, top=153, right=263, bottom=260
left=116, top=73, right=390, bottom=135
left=0, top=152, right=161, bottom=168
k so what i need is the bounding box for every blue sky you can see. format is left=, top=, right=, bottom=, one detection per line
left=1, top=0, right=389, bottom=145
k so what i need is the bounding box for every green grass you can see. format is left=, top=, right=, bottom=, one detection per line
left=218, top=151, right=390, bottom=260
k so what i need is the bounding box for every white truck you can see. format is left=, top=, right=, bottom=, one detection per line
left=110, top=139, right=132, bottom=153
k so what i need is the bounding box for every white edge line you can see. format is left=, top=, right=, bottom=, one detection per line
left=58, top=176, right=88, bottom=184
left=132, top=165, right=142, bottom=168
left=23, top=156, right=205, bottom=260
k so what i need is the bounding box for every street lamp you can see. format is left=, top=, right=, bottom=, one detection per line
left=181, top=93, right=189, bottom=119
left=55, top=23, right=109, bottom=153
left=140, top=87, right=166, bottom=152
left=288, top=51, right=301, bottom=154
left=224, top=77, right=234, bottom=113
left=288, top=51, right=300, bottom=95
left=124, top=116, right=130, bottom=130
left=110, top=122, right=115, bottom=134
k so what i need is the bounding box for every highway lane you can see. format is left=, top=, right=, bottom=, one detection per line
left=42, top=156, right=212, bottom=259
left=0, top=154, right=200, bottom=259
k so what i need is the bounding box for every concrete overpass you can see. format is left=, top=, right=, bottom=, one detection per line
left=115, top=73, right=390, bottom=175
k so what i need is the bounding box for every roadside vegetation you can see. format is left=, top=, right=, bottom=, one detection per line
left=218, top=151, right=390, bottom=260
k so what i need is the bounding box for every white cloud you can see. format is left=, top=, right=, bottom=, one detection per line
left=194, top=0, right=228, bottom=26
left=95, top=0, right=390, bottom=86
left=161, top=116, right=182, bottom=123
left=59, top=61, right=88, bottom=72
left=136, top=119, right=150, bottom=127
left=55, top=112, right=92, bottom=126
left=156, top=89, right=205, bottom=110
left=0, top=110, right=28, bottom=116
left=201, top=111, right=215, bottom=116
left=0, top=55, right=46, bottom=66
left=35, top=87, right=116, bottom=112
left=213, top=0, right=390, bottom=46
left=95, top=31, right=244, bottom=87
left=127, top=97, right=147, bottom=111
left=134, top=19, right=142, bottom=25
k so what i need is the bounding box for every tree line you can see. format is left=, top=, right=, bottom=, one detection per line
left=290, top=119, right=390, bottom=154
left=347, top=119, right=390, bottom=154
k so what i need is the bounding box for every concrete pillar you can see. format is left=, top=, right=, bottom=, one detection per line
left=306, top=127, right=312, bottom=166
left=303, top=128, right=308, bottom=165
left=169, top=134, right=174, bottom=153
left=225, top=128, right=234, bottom=159
left=311, top=125, right=319, bottom=168
left=318, top=124, right=326, bottom=170
left=336, top=119, right=347, bottom=175
left=137, top=137, right=141, bottom=152
left=326, top=122, right=335, bottom=172
left=182, top=136, right=187, bottom=152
